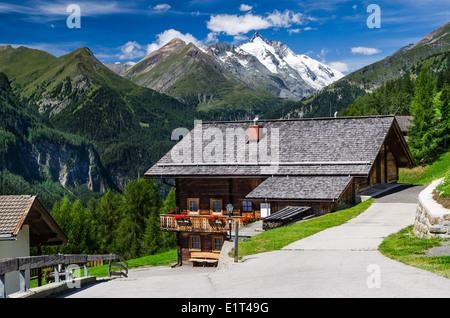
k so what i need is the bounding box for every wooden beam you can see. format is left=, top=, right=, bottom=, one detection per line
left=0, top=259, right=18, bottom=275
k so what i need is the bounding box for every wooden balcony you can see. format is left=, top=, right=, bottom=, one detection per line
left=160, top=214, right=245, bottom=233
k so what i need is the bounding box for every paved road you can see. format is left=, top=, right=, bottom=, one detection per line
left=63, top=184, right=450, bottom=298
left=372, top=184, right=427, bottom=203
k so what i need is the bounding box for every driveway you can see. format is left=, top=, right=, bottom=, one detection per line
left=63, top=184, right=450, bottom=298
left=282, top=184, right=427, bottom=251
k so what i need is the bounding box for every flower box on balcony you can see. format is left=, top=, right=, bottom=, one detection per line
left=207, top=215, right=225, bottom=228
left=243, top=216, right=260, bottom=226
left=174, top=214, right=191, bottom=226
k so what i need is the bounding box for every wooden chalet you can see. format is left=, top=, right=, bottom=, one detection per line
left=144, top=116, right=414, bottom=264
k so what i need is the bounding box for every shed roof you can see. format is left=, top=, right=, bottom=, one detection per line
left=246, top=176, right=353, bottom=201
left=0, top=196, right=68, bottom=246
left=145, top=116, right=413, bottom=178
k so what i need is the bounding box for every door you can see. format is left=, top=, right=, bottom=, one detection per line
left=260, top=203, right=271, bottom=218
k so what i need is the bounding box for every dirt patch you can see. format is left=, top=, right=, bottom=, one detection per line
left=433, top=192, right=450, bottom=209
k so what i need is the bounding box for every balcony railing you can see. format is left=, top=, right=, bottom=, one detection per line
left=160, top=214, right=245, bottom=233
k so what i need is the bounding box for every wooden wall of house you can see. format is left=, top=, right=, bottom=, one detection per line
left=356, top=143, right=399, bottom=193
left=386, top=145, right=399, bottom=183
left=176, top=178, right=265, bottom=216
left=179, top=232, right=227, bottom=263
left=354, top=177, right=371, bottom=194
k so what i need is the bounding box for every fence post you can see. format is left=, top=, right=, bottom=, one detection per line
left=54, top=265, right=60, bottom=283
left=234, top=220, right=239, bottom=263
left=0, top=274, right=5, bottom=298
left=65, top=265, right=70, bottom=281
left=84, top=263, right=89, bottom=277
left=19, top=270, right=27, bottom=293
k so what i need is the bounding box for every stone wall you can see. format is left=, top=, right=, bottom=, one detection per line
left=414, top=178, right=450, bottom=239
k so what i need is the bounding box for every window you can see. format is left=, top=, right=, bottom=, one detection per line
left=187, top=198, right=199, bottom=213
left=210, top=199, right=222, bottom=214
left=190, top=236, right=200, bottom=250
left=212, top=237, right=223, bottom=251
left=242, top=201, right=252, bottom=212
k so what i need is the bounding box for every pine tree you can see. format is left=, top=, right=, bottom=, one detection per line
left=408, top=67, right=436, bottom=162
left=437, top=84, right=450, bottom=149
left=114, top=179, right=162, bottom=259
left=142, top=189, right=177, bottom=255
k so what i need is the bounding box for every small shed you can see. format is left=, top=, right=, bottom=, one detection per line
left=0, top=195, right=68, bottom=294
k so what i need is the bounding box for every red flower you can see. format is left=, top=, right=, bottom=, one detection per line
left=174, top=214, right=189, bottom=221
left=243, top=216, right=260, bottom=225
left=208, top=215, right=224, bottom=221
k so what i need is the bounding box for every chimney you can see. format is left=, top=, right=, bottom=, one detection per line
left=249, top=117, right=261, bottom=142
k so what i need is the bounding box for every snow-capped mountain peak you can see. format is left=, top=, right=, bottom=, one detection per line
left=237, top=32, right=344, bottom=92
left=124, top=33, right=345, bottom=102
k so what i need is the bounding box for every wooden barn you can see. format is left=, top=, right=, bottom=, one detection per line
left=144, top=116, right=414, bottom=264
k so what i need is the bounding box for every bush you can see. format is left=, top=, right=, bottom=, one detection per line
left=435, top=170, right=450, bottom=199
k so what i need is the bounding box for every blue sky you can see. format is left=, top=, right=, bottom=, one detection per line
left=0, top=0, right=448, bottom=74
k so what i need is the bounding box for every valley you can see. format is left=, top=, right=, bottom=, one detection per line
left=0, top=22, right=448, bottom=211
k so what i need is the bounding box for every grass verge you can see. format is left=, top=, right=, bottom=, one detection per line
left=378, top=226, right=450, bottom=278
left=233, top=199, right=374, bottom=259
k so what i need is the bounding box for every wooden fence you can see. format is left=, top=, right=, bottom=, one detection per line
left=0, top=254, right=128, bottom=298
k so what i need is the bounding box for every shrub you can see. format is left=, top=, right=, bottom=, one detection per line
left=435, top=170, right=450, bottom=199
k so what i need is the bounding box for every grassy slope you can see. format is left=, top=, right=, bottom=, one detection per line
left=399, top=151, right=450, bottom=185
left=0, top=45, right=197, bottom=183
left=126, top=43, right=286, bottom=119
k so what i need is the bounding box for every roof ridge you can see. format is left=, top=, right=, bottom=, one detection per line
left=200, top=115, right=395, bottom=125
left=0, top=195, right=34, bottom=199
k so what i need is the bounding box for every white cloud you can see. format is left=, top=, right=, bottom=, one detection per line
left=288, top=29, right=301, bottom=35
left=207, top=13, right=271, bottom=36
left=316, top=48, right=328, bottom=63
left=0, top=1, right=135, bottom=23
left=38, top=1, right=127, bottom=16
left=119, top=41, right=146, bottom=60
left=232, top=34, right=248, bottom=45
left=152, top=3, right=171, bottom=13
left=239, top=4, right=253, bottom=11
left=328, top=61, right=349, bottom=72
left=266, top=9, right=304, bottom=28
left=206, top=10, right=307, bottom=36
left=351, top=46, right=382, bottom=55
left=205, top=32, right=218, bottom=44
left=146, top=29, right=203, bottom=54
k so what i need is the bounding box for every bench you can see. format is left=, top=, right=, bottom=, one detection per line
left=188, top=252, right=220, bottom=267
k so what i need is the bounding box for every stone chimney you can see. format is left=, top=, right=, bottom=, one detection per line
left=249, top=117, right=261, bottom=142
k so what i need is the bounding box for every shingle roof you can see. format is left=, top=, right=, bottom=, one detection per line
left=395, top=116, right=413, bottom=135
left=0, top=195, right=68, bottom=246
left=0, top=195, right=34, bottom=235
left=145, top=116, right=398, bottom=178
left=245, top=176, right=353, bottom=201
